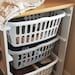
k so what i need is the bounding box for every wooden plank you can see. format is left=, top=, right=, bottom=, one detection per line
left=17, top=0, right=74, bottom=17
left=0, top=31, right=7, bottom=75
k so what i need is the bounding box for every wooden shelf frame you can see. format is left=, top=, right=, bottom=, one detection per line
left=0, top=0, right=74, bottom=75
left=18, top=0, right=74, bottom=17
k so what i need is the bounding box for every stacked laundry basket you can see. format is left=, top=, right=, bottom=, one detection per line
left=7, top=10, right=66, bottom=75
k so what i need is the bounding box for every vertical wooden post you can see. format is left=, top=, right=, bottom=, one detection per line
left=0, top=31, right=7, bottom=75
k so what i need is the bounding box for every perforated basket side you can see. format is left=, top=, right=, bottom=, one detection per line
left=9, top=37, right=59, bottom=69
left=7, top=11, right=65, bottom=47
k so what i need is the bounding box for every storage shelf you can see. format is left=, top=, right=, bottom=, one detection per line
left=0, top=0, right=74, bottom=75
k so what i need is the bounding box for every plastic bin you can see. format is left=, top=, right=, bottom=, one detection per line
left=7, top=11, right=66, bottom=47
left=9, top=37, right=58, bottom=69
left=10, top=53, right=58, bottom=75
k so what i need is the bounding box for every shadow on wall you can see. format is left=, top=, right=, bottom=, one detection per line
left=0, top=69, right=4, bottom=75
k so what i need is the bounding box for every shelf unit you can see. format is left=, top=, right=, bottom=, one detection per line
left=0, top=0, right=74, bottom=75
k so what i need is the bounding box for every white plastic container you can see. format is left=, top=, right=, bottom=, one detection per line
left=10, top=53, right=58, bottom=75
left=9, top=37, right=58, bottom=69
left=7, top=11, right=66, bottom=47
left=25, top=53, right=58, bottom=75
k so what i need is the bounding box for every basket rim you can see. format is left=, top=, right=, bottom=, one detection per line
left=7, top=11, right=66, bottom=26
left=9, top=37, right=59, bottom=55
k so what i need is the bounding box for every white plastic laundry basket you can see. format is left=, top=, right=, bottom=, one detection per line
left=9, top=37, right=58, bottom=69
left=10, top=53, right=58, bottom=75
left=7, top=11, right=66, bottom=47
left=25, top=53, right=58, bottom=75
